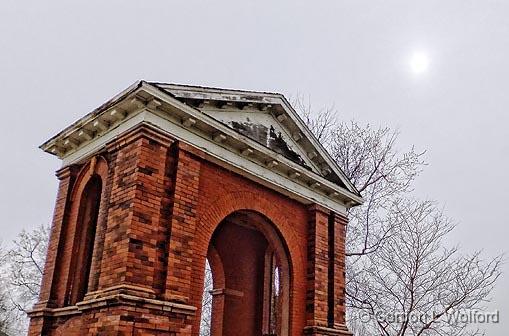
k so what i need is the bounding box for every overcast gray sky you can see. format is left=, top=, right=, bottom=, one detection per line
left=1, top=1, right=507, bottom=334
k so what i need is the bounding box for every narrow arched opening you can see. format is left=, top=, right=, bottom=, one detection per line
left=269, top=260, right=282, bottom=335
left=200, top=259, right=213, bottom=336
left=68, top=174, right=102, bottom=305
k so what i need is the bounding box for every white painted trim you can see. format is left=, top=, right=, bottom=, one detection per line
left=61, top=108, right=351, bottom=215
left=156, top=83, right=360, bottom=195
left=143, top=111, right=350, bottom=215
left=140, top=84, right=362, bottom=204
left=43, top=82, right=363, bottom=212
left=62, top=111, right=146, bottom=166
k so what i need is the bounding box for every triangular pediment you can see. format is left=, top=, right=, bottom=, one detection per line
left=40, top=81, right=362, bottom=211
left=153, top=83, right=359, bottom=195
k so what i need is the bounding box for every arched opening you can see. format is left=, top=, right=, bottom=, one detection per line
left=68, top=174, right=102, bottom=305
left=199, top=210, right=290, bottom=336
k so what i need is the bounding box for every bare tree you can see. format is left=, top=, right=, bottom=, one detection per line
left=0, top=284, right=16, bottom=336
left=348, top=200, right=501, bottom=336
left=294, top=98, right=502, bottom=335
left=0, top=243, right=14, bottom=335
left=7, top=224, right=49, bottom=314
left=294, top=95, right=425, bottom=257
left=0, top=224, right=49, bottom=335
left=293, top=94, right=337, bottom=147
left=332, top=122, right=425, bottom=258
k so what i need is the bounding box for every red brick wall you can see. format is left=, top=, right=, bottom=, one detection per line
left=29, top=124, right=350, bottom=336
left=178, top=142, right=310, bottom=336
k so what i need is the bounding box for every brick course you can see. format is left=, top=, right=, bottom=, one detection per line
left=28, top=124, right=350, bottom=336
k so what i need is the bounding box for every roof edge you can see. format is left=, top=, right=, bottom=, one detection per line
left=39, top=80, right=144, bottom=150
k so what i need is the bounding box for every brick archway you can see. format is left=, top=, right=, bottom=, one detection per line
left=195, top=190, right=304, bottom=269
left=201, top=209, right=292, bottom=336
left=188, top=180, right=309, bottom=336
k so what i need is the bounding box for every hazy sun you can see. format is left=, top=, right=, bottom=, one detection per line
left=409, top=51, right=430, bottom=74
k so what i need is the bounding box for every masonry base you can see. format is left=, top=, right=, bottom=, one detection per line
left=27, top=290, right=196, bottom=335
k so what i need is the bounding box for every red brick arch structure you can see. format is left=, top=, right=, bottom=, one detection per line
left=167, top=144, right=312, bottom=336
left=29, top=82, right=360, bottom=336
left=195, top=196, right=298, bottom=336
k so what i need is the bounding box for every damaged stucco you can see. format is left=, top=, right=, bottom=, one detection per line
left=229, top=120, right=311, bottom=170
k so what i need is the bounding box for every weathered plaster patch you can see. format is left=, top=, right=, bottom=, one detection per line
left=230, top=121, right=310, bottom=169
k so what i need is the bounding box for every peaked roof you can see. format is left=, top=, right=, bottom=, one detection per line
left=40, top=81, right=362, bottom=209
left=149, top=82, right=359, bottom=195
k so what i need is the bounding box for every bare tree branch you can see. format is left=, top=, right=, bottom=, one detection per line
left=0, top=224, right=50, bottom=335
left=294, top=97, right=502, bottom=336
left=347, top=199, right=502, bottom=336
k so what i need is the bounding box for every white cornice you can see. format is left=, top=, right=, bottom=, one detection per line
left=40, top=82, right=363, bottom=213
left=154, top=83, right=360, bottom=195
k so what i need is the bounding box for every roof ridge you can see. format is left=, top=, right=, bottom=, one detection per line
left=149, top=81, right=284, bottom=97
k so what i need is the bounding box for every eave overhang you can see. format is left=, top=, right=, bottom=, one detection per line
left=153, top=82, right=360, bottom=195
left=40, top=81, right=363, bottom=214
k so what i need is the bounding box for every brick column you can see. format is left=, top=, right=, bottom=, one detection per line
left=94, top=126, right=173, bottom=298
left=210, top=291, right=225, bottom=336
left=333, top=213, right=348, bottom=327
left=304, top=205, right=352, bottom=336
left=28, top=166, right=78, bottom=334
left=306, top=204, right=330, bottom=328
left=164, top=143, right=201, bottom=303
